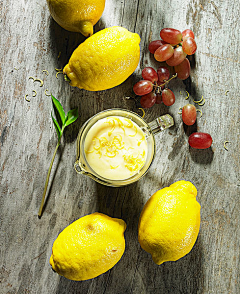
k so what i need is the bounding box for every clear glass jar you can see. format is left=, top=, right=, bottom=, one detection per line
left=74, top=108, right=174, bottom=187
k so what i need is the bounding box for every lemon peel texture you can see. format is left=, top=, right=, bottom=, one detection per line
left=63, top=26, right=141, bottom=91
left=46, top=0, right=105, bottom=37
left=50, top=212, right=126, bottom=281
left=138, top=180, right=201, bottom=265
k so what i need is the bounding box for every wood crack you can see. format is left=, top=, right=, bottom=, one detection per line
left=133, top=0, right=140, bottom=33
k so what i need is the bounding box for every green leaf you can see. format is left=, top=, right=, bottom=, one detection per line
left=51, top=94, right=66, bottom=126
left=64, top=108, right=79, bottom=127
left=51, top=112, right=62, bottom=141
left=39, top=96, right=79, bottom=217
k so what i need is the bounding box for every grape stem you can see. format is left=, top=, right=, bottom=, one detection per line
left=154, top=73, right=177, bottom=92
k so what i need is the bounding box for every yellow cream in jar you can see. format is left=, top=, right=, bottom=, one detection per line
left=84, top=116, right=148, bottom=180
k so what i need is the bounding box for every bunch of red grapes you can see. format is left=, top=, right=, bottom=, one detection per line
left=132, top=28, right=213, bottom=149
left=133, top=66, right=175, bottom=108
left=133, top=28, right=197, bottom=109
left=150, top=28, right=196, bottom=78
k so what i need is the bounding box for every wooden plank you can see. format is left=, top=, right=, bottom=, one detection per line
left=0, top=0, right=239, bottom=293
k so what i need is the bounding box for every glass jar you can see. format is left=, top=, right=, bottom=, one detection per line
left=74, top=108, right=174, bottom=187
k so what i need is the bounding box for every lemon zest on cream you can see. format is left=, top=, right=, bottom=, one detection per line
left=137, top=134, right=146, bottom=146
left=110, top=165, right=119, bottom=169
left=128, top=125, right=137, bottom=137
left=124, top=119, right=133, bottom=128
left=91, top=134, right=125, bottom=158
left=123, top=152, right=145, bottom=173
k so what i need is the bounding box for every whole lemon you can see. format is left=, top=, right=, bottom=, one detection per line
left=50, top=212, right=126, bottom=281
left=46, top=0, right=105, bottom=37
left=63, top=26, right=141, bottom=91
left=138, top=180, right=201, bottom=265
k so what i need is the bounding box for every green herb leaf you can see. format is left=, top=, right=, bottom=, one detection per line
left=51, top=112, right=62, bottom=141
left=64, top=108, right=79, bottom=127
left=38, top=96, right=79, bottom=217
left=51, top=94, right=66, bottom=126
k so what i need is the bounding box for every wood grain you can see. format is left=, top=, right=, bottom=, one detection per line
left=0, top=0, right=239, bottom=293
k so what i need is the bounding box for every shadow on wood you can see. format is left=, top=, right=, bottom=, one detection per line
left=54, top=179, right=204, bottom=294
left=49, top=18, right=86, bottom=68
left=189, top=146, right=214, bottom=164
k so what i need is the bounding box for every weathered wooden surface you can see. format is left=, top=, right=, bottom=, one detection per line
left=0, top=0, right=239, bottom=293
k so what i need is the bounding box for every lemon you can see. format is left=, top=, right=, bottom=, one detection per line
left=63, top=26, right=141, bottom=91
left=138, top=180, right=201, bottom=265
left=46, top=0, right=105, bottom=37
left=50, top=212, right=126, bottom=281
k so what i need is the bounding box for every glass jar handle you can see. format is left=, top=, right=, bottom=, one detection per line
left=148, top=114, right=174, bottom=135
left=74, top=161, right=87, bottom=174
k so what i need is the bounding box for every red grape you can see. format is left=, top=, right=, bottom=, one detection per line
left=157, top=66, right=170, bottom=83
left=162, top=89, right=175, bottom=106
left=155, top=93, right=162, bottom=104
left=160, top=28, right=182, bottom=45
left=182, top=37, right=197, bottom=55
left=166, top=46, right=187, bottom=66
left=133, top=80, right=153, bottom=96
left=140, top=92, right=156, bottom=108
left=148, top=40, right=167, bottom=54
left=182, top=104, right=197, bottom=125
left=182, top=29, right=195, bottom=40
left=142, top=67, right=158, bottom=83
left=154, top=44, right=174, bottom=62
left=174, top=58, right=190, bottom=80
left=188, top=133, right=213, bottom=149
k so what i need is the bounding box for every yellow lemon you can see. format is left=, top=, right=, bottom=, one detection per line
left=50, top=212, right=126, bottom=281
left=138, top=180, right=201, bottom=265
left=63, top=26, right=141, bottom=91
left=46, top=0, right=105, bottom=37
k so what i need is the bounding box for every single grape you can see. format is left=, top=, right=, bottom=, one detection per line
left=142, top=67, right=158, bottom=83
left=133, top=80, right=153, bottom=96
left=157, top=66, right=170, bottom=83
left=162, top=89, right=175, bottom=106
left=148, top=40, right=167, bottom=54
left=188, top=132, right=213, bottom=149
left=182, top=104, right=197, bottom=125
left=160, top=28, right=182, bottom=45
left=154, top=44, right=174, bottom=62
left=166, top=46, right=187, bottom=66
left=174, top=58, right=190, bottom=80
left=155, top=93, right=162, bottom=104
left=140, top=92, right=156, bottom=108
left=182, top=37, right=197, bottom=55
left=182, top=29, right=195, bottom=40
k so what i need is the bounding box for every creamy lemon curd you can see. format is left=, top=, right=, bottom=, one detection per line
left=84, top=116, right=148, bottom=180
